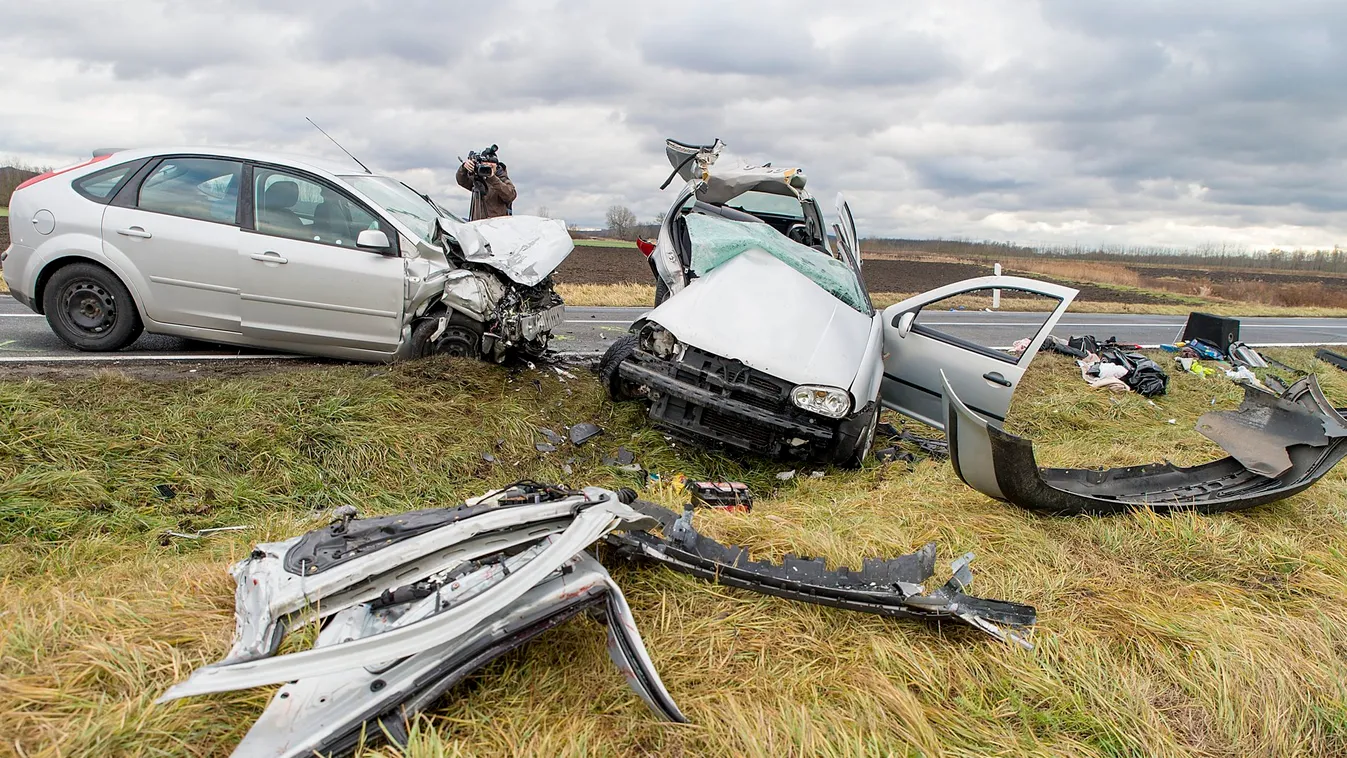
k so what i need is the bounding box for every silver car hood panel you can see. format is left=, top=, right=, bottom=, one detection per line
left=644, top=248, right=873, bottom=393
left=437, top=215, right=574, bottom=287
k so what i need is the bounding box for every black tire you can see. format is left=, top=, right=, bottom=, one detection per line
left=831, top=403, right=878, bottom=469
left=41, top=262, right=143, bottom=352
left=409, top=311, right=483, bottom=360
left=599, top=334, right=641, bottom=401
left=654, top=277, right=670, bottom=306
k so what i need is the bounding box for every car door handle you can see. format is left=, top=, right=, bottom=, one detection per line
left=116, top=226, right=153, bottom=239
left=983, top=371, right=1012, bottom=387
left=250, top=252, right=288, bottom=264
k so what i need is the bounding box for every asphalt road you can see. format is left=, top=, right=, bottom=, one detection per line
left=3, top=295, right=1346, bottom=363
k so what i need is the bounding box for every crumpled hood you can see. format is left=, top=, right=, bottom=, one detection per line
left=665, top=138, right=806, bottom=205
left=645, top=248, right=874, bottom=392
left=437, top=215, right=574, bottom=286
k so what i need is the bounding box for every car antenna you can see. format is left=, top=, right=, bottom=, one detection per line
left=305, top=117, right=372, bottom=174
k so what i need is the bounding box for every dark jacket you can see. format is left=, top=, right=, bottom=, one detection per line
left=455, top=162, right=517, bottom=220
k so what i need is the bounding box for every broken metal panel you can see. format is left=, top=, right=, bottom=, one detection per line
left=600, top=573, right=688, bottom=723
left=944, top=374, right=1347, bottom=516
left=606, top=499, right=1036, bottom=648
left=1319, top=349, right=1347, bottom=372
left=436, top=215, right=573, bottom=287
left=231, top=554, right=681, bottom=758
left=438, top=269, right=506, bottom=322
left=161, top=496, right=657, bottom=700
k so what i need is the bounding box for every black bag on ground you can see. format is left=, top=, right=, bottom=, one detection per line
left=1100, top=348, right=1169, bottom=397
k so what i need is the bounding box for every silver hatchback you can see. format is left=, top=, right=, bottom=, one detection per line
left=1, top=147, right=571, bottom=361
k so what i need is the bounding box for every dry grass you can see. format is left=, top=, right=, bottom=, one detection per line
left=1003, top=259, right=1144, bottom=289
left=3, top=353, right=1347, bottom=756
left=555, top=282, right=655, bottom=307
left=0, top=273, right=8, bottom=294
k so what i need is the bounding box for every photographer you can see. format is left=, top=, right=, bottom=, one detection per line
left=455, top=145, right=517, bottom=220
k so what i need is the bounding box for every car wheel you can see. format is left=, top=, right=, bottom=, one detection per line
left=41, top=262, right=143, bottom=352
left=654, top=277, right=670, bottom=306
left=832, top=404, right=878, bottom=469
left=599, top=334, right=641, bottom=401
left=410, top=312, right=482, bottom=360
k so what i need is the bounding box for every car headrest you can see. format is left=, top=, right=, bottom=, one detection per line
left=264, top=181, right=300, bottom=210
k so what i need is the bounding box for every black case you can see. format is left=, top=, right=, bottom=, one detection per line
left=1181, top=312, right=1240, bottom=353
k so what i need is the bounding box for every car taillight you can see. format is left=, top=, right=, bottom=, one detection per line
left=635, top=238, right=655, bottom=257
left=14, top=153, right=114, bottom=192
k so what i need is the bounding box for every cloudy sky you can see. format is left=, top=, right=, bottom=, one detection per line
left=4, top=0, right=1345, bottom=249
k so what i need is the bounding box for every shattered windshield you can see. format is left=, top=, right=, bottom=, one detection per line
left=342, top=175, right=459, bottom=244
left=725, top=190, right=804, bottom=219
left=685, top=212, right=869, bottom=313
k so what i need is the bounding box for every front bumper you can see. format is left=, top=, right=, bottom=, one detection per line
left=618, top=347, right=841, bottom=458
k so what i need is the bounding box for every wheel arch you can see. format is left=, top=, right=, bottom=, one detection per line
left=34, top=255, right=144, bottom=319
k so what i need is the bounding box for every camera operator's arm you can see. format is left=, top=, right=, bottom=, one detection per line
left=485, top=168, right=517, bottom=205
left=455, top=161, right=475, bottom=191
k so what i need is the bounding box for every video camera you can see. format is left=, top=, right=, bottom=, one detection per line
left=467, top=144, right=500, bottom=177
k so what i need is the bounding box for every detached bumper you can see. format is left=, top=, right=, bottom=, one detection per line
left=618, top=349, right=839, bottom=458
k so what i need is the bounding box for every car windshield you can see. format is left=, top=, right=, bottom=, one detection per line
left=341, top=175, right=459, bottom=243
left=724, top=190, right=804, bottom=219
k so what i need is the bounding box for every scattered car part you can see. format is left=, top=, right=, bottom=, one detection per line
left=569, top=422, right=603, bottom=445
left=605, top=495, right=1036, bottom=648
left=685, top=480, right=753, bottom=511
left=227, top=553, right=681, bottom=758
left=1318, top=349, right=1347, bottom=373
left=942, top=371, right=1347, bottom=515
left=161, top=525, right=249, bottom=540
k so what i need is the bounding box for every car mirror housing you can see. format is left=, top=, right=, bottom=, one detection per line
left=356, top=229, right=390, bottom=251
left=897, top=311, right=916, bottom=337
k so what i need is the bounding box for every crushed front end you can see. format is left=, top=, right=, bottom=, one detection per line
left=616, top=324, right=869, bottom=462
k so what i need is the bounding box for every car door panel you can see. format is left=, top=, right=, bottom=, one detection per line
left=239, top=234, right=404, bottom=351
left=239, top=165, right=404, bottom=353
left=879, top=276, right=1077, bottom=429
left=102, top=156, right=244, bottom=332
left=833, top=194, right=860, bottom=270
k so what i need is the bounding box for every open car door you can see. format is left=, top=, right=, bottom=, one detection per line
left=880, top=276, right=1077, bottom=429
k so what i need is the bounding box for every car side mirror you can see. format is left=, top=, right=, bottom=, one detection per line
left=896, top=311, right=915, bottom=337
left=356, top=229, right=390, bottom=251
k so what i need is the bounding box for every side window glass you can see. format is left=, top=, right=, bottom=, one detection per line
left=137, top=158, right=242, bottom=223
left=253, top=168, right=379, bottom=248
left=912, top=288, right=1063, bottom=362
left=72, top=161, right=139, bottom=202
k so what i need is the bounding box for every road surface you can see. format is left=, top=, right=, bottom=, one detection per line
left=3, top=295, right=1346, bottom=364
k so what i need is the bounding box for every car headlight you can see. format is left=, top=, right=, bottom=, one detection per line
left=791, top=385, right=851, bottom=419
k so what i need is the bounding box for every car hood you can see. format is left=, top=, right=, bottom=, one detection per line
left=437, top=215, right=574, bottom=287
left=645, top=247, right=874, bottom=392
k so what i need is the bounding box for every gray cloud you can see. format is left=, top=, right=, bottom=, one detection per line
left=2, top=0, right=1345, bottom=248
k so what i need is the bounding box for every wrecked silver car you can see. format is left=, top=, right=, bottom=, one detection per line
left=942, top=371, right=1347, bottom=515
left=1, top=147, right=568, bottom=362
left=159, top=482, right=1035, bottom=756
left=601, top=139, right=1078, bottom=466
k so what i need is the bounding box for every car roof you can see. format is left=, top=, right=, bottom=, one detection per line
left=99, top=146, right=368, bottom=178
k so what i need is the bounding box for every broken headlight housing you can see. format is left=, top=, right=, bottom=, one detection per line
left=790, top=385, right=851, bottom=419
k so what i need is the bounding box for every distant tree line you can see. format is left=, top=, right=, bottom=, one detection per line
left=863, top=237, right=1347, bottom=274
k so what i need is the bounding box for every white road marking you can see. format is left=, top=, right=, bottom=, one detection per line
left=564, top=319, right=632, bottom=324
left=0, top=313, right=44, bottom=318
left=0, top=353, right=298, bottom=363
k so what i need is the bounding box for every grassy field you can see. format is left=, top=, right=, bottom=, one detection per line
left=0, top=206, right=9, bottom=217
left=3, top=351, right=1347, bottom=756
left=556, top=282, right=1347, bottom=317
left=572, top=238, right=637, bottom=248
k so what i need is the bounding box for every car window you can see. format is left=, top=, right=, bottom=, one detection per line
left=912, top=287, right=1063, bottom=362
left=341, top=175, right=448, bottom=244
left=254, top=167, right=380, bottom=248
left=137, top=157, right=243, bottom=223
left=724, top=190, right=805, bottom=219
left=72, top=160, right=140, bottom=202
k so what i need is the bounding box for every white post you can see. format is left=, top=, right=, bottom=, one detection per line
left=992, top=263, right=1001, bottom=310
